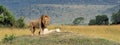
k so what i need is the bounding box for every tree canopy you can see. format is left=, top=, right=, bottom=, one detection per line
left=89, top=15, right=109, bottom=25
left=0, top=5, right=25, bottom=28
left=0, top=5, right=15, bottom=27
left=111, top=9, right=120, bottom=24
left=73, top=17, right=84, bottom=25
left=95, top=15, right=109, bottom=25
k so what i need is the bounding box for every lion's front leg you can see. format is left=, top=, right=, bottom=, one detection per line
left=39, top=28, right=44, bottom=36
left=30, top=27, right=35, bottom=36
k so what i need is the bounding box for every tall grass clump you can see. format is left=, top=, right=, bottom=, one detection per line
left=2, top=34, right=15, bottom=44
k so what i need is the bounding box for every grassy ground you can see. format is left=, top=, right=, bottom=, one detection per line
left=58, top=25, right=120, bottom=43
left=0, top=25, right=120, bottom=45
left=1, top=32, right=120, bottom=45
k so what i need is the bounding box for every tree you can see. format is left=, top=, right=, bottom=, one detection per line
left=0, top=13, right=4, bottom=24
left=111, top=9, right=120, bottom=24
left=15, top=17, right=25, bottom=28
left=88, top=19, right=96, bottom=25
left=0, top=5, right=26, bottom=28
left=88, top=15, right=109, bottom=25
left=73, top=17, right=84, bottom=25
left=95, top=15, right=109, bottom=25
left=0, top=5, right=15, bottom=27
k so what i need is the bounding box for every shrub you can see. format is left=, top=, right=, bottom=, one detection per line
left=2, top=34, right=16, bottom=44
left=88, top=19, right=96, bottom=25
left=0, top=5, right=15, bottom=27
left=111, top=9, right=120, bottom=24
left=0, top=5, right=26, bottom=28
left=15, top=17, right=25, bottom=28
left=95, top=15, right=109, bottom=25
left=89, top=15, right=109, bottom=25
left=73, top=17, right=84, bottom=25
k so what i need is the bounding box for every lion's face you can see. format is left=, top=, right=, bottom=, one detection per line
left=44, top=17, right=50, bottom=25
left=41, top=15, right=50, bottom=27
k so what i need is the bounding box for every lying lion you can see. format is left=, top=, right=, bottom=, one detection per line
left=41, top=28, right=61, bottom=35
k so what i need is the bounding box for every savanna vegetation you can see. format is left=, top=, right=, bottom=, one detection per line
left=0, top=5, right=25, bottom=28
left=0, top=25, right=120, bottom=45
left=72, top=9, right=120, bottom=25
left=88, top=9, right=120, bottom=25
left=111, top=9, right=120, bottom=24
left=73, top=17, right=84, bottom=25
left=0, top=5, right=120, bottom=45
left=89, top=15, right=109, bottom=25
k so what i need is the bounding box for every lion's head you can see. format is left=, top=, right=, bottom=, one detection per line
left=40, top=14, right=50, bottom=29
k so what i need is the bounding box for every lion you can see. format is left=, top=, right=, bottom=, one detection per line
left=29, top=14, right=50, bottom=36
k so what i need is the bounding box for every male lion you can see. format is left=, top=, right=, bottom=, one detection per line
left=29, top=14, right=50, bottom=36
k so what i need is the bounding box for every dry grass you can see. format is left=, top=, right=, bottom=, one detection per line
left=0, top=25, right=120, bottom=43
left=48, top=25, right=120, bottom=43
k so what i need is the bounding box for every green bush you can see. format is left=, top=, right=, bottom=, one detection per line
left=2, top=34, right=16, bottom=44
left=0, top=5, right=26, bottom=28
left=15, top=17, right=25, bottom=28
left=0, top=13, right=4, bottom=26
left=89, top=15, right=109, bottom=25
left=95, top=15, right=109, bottom=25
left=0, top=5, right=15, bottom=27
left=111, top=9, right=120, bottom=24
left=73, top=17, right=84, bottom=25
left=88, top=19, right=96, bottom=25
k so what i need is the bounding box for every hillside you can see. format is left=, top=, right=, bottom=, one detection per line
left=15, top=4, right=117, bottom=24
left=0, top=0, right=120, bottom=24
left=0, top=0, right=120, bottom=5
left=104, top=5, right=120, bottom=14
